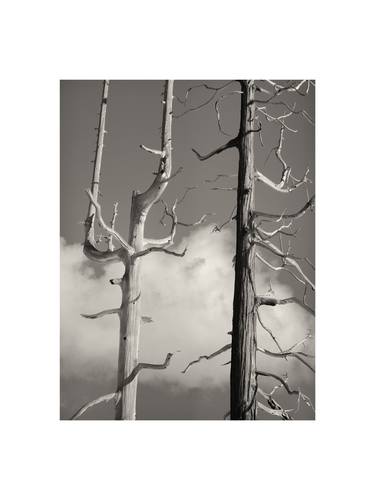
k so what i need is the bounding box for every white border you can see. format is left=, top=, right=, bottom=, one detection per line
left=2, top=1, right=374, bottom=498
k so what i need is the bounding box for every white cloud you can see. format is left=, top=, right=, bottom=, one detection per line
left=61, top=226, right=314, bottom=393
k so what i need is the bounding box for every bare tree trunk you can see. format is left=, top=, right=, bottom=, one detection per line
left=115, top=81, right=174, bottom=420
left=115, top=196, right=144, bottom=420
left=230, top=80, right=258, bottom=420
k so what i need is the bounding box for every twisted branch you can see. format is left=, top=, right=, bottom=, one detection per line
left=85, top=189, right=134, bottom=254
left=181, top=343, right=231, bottom=374
left=81, top=308, right=120, bottom=320
left=71, top=352, right=174, bottom=420
left=192, top=137, right=238, bottom=161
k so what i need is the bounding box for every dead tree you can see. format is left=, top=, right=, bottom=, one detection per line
left=72, top=80, right=210, bottom=420
left=183, top=79, right=315, bottom=420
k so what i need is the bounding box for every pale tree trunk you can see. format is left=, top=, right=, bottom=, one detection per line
left=77, top=80, right=185, bottom=420
left=230, top=80, right=258, bottom=420
left=115, top=81, right=174, bottom=420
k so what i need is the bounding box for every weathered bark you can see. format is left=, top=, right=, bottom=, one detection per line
left=78, top=80, right=176, bottom=421
left=115, top=81, right=174, bottom=420
left=87, top=79, right=109, bottom=241
left=230, top=80, right=258, bottom=420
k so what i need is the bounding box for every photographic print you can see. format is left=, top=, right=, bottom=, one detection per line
left=60, top=80, right=315, bottom=420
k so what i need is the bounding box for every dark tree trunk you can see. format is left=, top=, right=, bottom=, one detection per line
left=230, top=80, right=258, bottom=420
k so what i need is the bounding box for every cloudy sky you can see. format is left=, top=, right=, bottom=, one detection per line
left=60, top=80, right=315, bottom=420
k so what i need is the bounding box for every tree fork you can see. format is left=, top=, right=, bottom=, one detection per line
left=115, top=81, right=174, bottom=420
left=230, top=80, right=258, bottom=420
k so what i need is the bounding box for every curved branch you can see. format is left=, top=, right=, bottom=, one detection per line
left=257, top=387, right=293, bottom=420
left=139, top=144, right=164, bottom=157
left=205, top=173, right=237, bottom=184
left=71, top=352, right=174, bottom=420
left=177, top=213, right=215, bottom=227
left=256, top=252, right=307, bottom=287
left=181, top=343, right=231, bottom=374
left=257, top=400, right=293, bottom=420
left=258, top=347, right=315, bottom=373
left=214, top=91, right=243, bottom=135
left=255, top=167, right=311, bottom=193
left=133, top=246, right=187, bottom=260
left=255, top=239, right=315, bottom=291
left=256, top=107, right=298, bottom=132
left=81, top=308, right=120, bottom=319
left=256, top=371, right=300, bottom=395
left=210, top=186, right=237, bottom=191
left=256, top=221, right=299, bottom=240
left=83, top=238, right=125, bottom=263
left=212, top=205, right=236, bottom=232
left=257, top=295, right=315, bottom=316
left=71, top=392, right=119, bottom=420
left=173, top=81, right=235, bottom=118
left=256, top=309, right=284, bottom=353
left=85, top=189, right=134, bottom=254
left=255, top=195, right=315, bottom=221
left=192, top=137, right=238, bottom=161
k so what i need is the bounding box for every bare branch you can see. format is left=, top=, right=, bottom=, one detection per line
left=133, top=246, right=187, bottom=259
left=256, top=371, right=300, bottom=395
left=177, top=213, right=215, bottom=227
left=173, top=81, right=235, bottom=118
left=257, top=388, right=293, bottom=420
left=257, top=400, right=293, bottom=419
left=254, top=238, right=315, bottom=291
left=107, top=202, right=119, bottom=251
left=212, top=205, right=236, bottom=233
left=256, top=252, right=308, bottom=287
left=145, top=199, right=178, bottom=247
left=81, top=308, right=120, bottom=320
left=181, top=344, right=231, bottom=374
left=176, top=186, right=197, bottom=205
left=214, top=91, right=242, bottom=136
left=71, top=392, right=119, bottom=420
left=71, top=352, right=175, bottom=420
left=205, top=173, right=237, bottom=184
left=83, top=236, right=125, bottom=263
left=257, top=295, right=315, bottom=316
left=85, top=189, right=134, bottom=254
left=139, top=144, right=165, bottom=157
left=270, top=100, right=315, bottom=125
left=255, top=195, right=315, bottom=221
left=256, top=309, right=284, bottom=353
left=192, top=137, right=238, bottom=161
left=256, top=107, right=298, bottom=133
left=158, top=166, right=183, bottom=183
left=255, top=125, right=311, bottom=193
left=258, top=347, right=315, bottom=373
left=256, top=167, right=311, bottom=193
left=256, top=221, right=299, bottom=240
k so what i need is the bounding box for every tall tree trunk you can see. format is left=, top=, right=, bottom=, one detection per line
left=230, top=80, right=258, bottom=420
left=115, top=81, right=174, bottom=420
left=76, top=80, right=193, bottom=421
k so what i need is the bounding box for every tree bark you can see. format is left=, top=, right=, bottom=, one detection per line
left=115, top=81, right=174, bottom=420
left=230, top=80, right=258, bottom=420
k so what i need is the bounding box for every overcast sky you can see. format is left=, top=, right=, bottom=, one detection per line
left=60, top=80, right=315, bottom=420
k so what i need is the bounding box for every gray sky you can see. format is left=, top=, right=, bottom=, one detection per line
left=60, top=80, right=315, bottom=420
